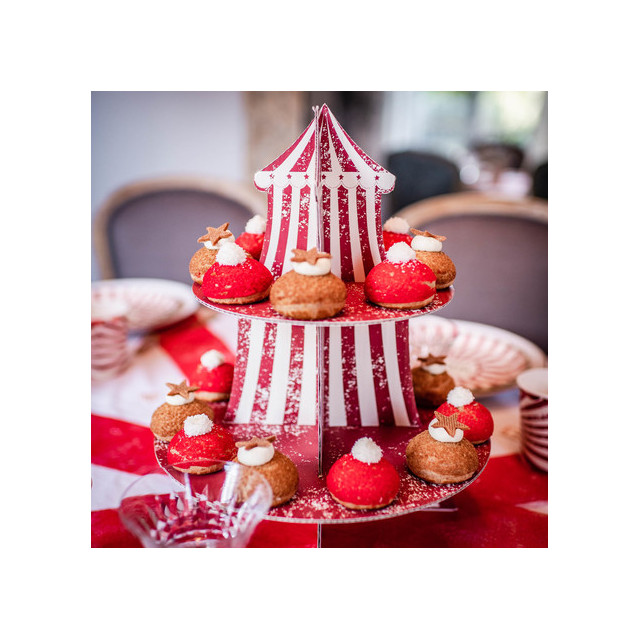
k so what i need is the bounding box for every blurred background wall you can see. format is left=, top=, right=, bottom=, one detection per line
left=91, top=90, right=547, bottom=280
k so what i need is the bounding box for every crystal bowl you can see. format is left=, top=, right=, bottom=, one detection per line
left=118, top=463, right=273, bottom=548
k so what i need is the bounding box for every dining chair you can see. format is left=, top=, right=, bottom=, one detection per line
left=532, top=161, right=548, bottom=200
left=93, top=176, right=266, bottom=285
left=386, top=150, right=461, bottom=213
left=395, top=193, right=548, bottom=352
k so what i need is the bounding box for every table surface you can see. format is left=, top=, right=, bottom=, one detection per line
left=91, top=310, right=548, bottom=548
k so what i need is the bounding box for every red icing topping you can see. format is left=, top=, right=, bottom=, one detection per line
left=191, top=362, right=234, bottom=393
left=236, top=232, right=265, bottom=260
left=364, top=259, right=435, bottom=305
left=201, top=257, right=273, bottom=300
left=167, top=424, right=236, bottom=469
left=326, top=454, right=400, bottom=507
left=382, top=230, right=412, bottom=251
left=436, top=401, right=494, bottom=443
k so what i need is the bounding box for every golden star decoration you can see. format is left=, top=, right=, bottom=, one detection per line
left=197, top=223, right=232, bottom=246
left=410, top=228, right=447, bottom=243
left=235, top=435, right=277, bottom=450
left=166, top=380, right=199, bottom=399
left=433, top=411, right=468, bottom=438
left=290, top=247, right=331, bottom=265
left=418, top=354, right=447, bottom=367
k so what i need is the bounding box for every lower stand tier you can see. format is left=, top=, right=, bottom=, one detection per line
left=155, top=414, right=490, bottom=525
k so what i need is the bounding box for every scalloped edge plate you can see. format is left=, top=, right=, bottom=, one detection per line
left=92, top=278, right=200, bottom=332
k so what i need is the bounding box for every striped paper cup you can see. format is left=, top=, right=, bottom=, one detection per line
left=92, top=299, right=130, bottom=381
left=516, top=367, right=548, bottom=472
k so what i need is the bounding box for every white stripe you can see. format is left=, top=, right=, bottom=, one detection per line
left=366, top=187, right=382, bottom=265
left=329, top=187, right=341, bottom=276
left=282, top=186, right=301, bottom=274
left=264, top=323, right=292, bottom=424
left=263, top=187, right=283, bottom=271
left=381, top=323, right=411, bottom=426
left=298, top=325, right=318, bottom=425
left=233, top=320, right=266, bottom=424
left=354, top=325, right=379, bottom=426
left=328, top=326, right=347, bottom=426
left=348, top=187, right=365, bottom=282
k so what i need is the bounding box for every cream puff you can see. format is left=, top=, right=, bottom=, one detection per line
left=201, top=242, right=273, bottom=304
left=326, top=437, right=400, bottom=510
left=364, top=242, right=436, bottom=310
left=191, top=349, right=234, bottom=402
left=234, top=435, right=299, bottom=507
left=150, top=380, right=216, bottom=442
left=382, top=216, right=412, bottom=251
left=270, top=247, right=347, bottom=320
left=189, top=223, right=235, bottom=285
left=412, top=353, right=456, bottom=408
left=167, top=413, right=236, bottom=474
left=235, top=214, right=266, bottom=260
left=435, top=386, right=494, bottom=444
left=410, top=228, right=456, bottom=290
left=406, top=410, right=479, bottom=484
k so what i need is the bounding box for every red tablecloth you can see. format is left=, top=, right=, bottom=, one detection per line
left=91, top=312, right=547, bottom=548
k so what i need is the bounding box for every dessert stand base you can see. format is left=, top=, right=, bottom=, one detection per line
left=154, top=415, right=490, bottom=525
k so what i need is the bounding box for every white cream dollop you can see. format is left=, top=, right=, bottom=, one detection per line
left=216, top=242, right=247, bottom=266
left=386, top=242, right=416, bottom=264
left=183, top=413, right=214, bottom=437
left=423, top=363, right=446, bottom=375
left=383, top=217, right=410, bottom=234
left=200, top=349, right=225, bottom=370
left=447, top=386, right=475, bottom=407
left=411, top=235, right=442, bottom=252
left=351, top=437, right=383, bottom=464
left=237, top=443, right=275, bottom=466
left=205, top=233, right=236, bottom=251
left=166, top=392, right=195, bottom=406
left=428, top=417, right=464, bottom=443
left=245, top=215, right=266, bottom=234
left=293, top=257, right=332, bottom=276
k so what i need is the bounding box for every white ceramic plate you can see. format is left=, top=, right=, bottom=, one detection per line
left=92, top=278, right=200, bottom=332
left=409, top=316, right=547, bottom=397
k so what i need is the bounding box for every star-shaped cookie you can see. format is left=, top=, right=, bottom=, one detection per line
left=166, top=380, right=199, bottom=399
left=198, top=223, right=233, bottom=247
left=290, top=247, right=331, bottom=265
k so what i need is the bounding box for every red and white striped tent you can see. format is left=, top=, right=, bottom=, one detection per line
left=224, top=105, right=421, bottom=429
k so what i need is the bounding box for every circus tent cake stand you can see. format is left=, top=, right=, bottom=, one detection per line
left=155, top=105, right=490, bottom=546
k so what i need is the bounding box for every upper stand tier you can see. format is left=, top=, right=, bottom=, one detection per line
left=193, top=282, right=454, bottom=326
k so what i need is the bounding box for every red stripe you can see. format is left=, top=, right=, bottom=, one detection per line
left=297, top=184, right=311, bottom=249
left=325, top=113, right=358, bottom=172
left=272, top=184, right=292, bottom=277
left=321, top=185, right=332, bottom=253
left=319, top=118, right=332, bottom=172
left=340, top=326, right=360, bottom=426
left=356, top=185, right=375, bottom=275
left=283, top=325, right=306, bottom=425
left=92, top=414, right=158, bottom=474
left=290, top=130, right=315, bottom=172
left=223, top=318, right=251, bottom=422
left=368, top=324, right=394, bottom=425
left=394, top=321, right=421, bottom=426
left=321, top=327, right=331, bottom=425
left=251, top=321, right=279, bottom=423
left=337, top=184, right=353, bottom=281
